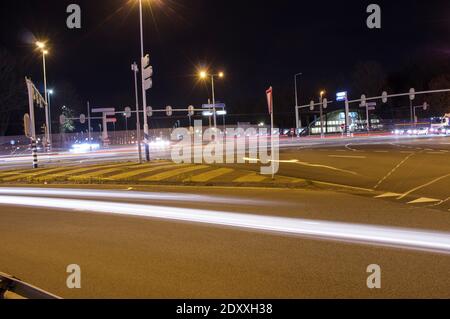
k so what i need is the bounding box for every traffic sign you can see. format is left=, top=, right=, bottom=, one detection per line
left=202, top=103, right=226, bottom=109
left=92, top=108, right=115, bottom=113
left=59, top=115, right=66, bottom=125
left=367, top=107, right=376, bottom=111
left=79, top=114, right=86, bottom=124
left=310, top=100, right=315, bottom=111
left=147, top=106, right=153, bottom=117
left=323, top=98, right=328, bottom=109
left=336, top=91, right=347, bottom=102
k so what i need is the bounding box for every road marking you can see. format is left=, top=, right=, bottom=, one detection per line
left=42, top=163, right=133, bottom=179
left=313, top=181, right=374, bottom=192
left=110, top=164, right=180, bottom=180
left=328, top=155, right=366, bottom=159
left=374, top=151, right=389, bottom=153
left=187, top=168, right=235, bottom=183
left=408, top=197, right=441, bottom=204
left=71, top=167, right=130, bottom=178
left=375, top=192, right=402, bottom=198
left=398, top=173, right=450, bottom=199
left=234, top=173, right=267, bottom=183
left=141, top=165, right=209, bottom=182
left=1, top=166, right=78, bottom=181
left=294, top=161, right=359, bottom=176
left=374, top=152, right=417, bottom=189
left=345, top=144, right=359, bottom=152
left=242, top=157, right=299, bottom=163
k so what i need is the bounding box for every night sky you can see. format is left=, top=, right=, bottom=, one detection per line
left=1, top=0, right=449, bottom=129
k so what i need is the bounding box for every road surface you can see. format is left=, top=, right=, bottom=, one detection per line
left=0, top=186, right=449, bottom=298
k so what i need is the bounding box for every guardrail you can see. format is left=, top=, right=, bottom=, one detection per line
left=0, top=272, right=61, bottom=299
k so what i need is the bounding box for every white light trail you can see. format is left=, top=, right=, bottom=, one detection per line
left=0, top=188, right=277, bottom=206
left=0, top=194, right=449, bottom=255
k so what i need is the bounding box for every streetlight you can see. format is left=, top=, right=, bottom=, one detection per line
left=198, top=70, right=225, bottom=129
left=47, top=89, right=53, bottom=140
left=36, top=41, right=51, bottom=150
left=294, top=72, right=302, bottom=135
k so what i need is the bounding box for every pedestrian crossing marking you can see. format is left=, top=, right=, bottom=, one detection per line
left=187, top=168, right=234, bottom=183
left=407, top=197, right=441, bottom=204
left=71, top=167, right=131, bottom=178
left=41, top=163, right=134, bottom=179
left=141, top=165, right=209, bottom=182
left=234, top=173, right=267, bottom=183
left=109, top=164, right=180, bottom=180
left=1, top=166, right=76, bottom=181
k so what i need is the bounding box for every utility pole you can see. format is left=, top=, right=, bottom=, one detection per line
left=139, top=0, right=151, bottom=161
left=87, top=101, right=92, bottom=151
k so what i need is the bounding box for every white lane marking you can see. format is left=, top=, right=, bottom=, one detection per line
left=398, top=173, right=450, bottom=200
left=345, top=144, right=359, bottom=152
left=294, top=161, right=359, bottom=176
left=243, top=157, right=359, bottom=176
left=374, top=152, right=417, bottom=189
left=0, top=195, right=449, bottom=255
left=375, top=192, right=402, bottom=198
left=408, top=197, right=441, bottom=204
left=328, top=155, right=366, bottom=159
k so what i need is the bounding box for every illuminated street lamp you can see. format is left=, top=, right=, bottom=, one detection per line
left=36, top=41, right=51, bottom=150
left=47, top=89, right=54, bottom=138
left=198, top=70, right=225, bottom=129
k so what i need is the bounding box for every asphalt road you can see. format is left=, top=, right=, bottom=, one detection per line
left=224, top=135, right=450, bottom=212
left=0, top=186, right=449, bottom=298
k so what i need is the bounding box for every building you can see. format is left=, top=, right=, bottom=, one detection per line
left=309, top=109, right=383, bottom=135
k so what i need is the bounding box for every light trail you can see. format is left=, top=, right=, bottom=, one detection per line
left=0, top=188, right=278, bottom=206
left=0, top=194, right=449, bottom=255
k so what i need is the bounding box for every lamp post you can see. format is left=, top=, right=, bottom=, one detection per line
left=47, top=89, right=53, bottom=142
left=199, top=70, right=224, bottom=130
left=36, top=41, right=51, bottom=150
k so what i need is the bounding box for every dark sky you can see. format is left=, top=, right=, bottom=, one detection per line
left=1, top=0, right=449, bottom=124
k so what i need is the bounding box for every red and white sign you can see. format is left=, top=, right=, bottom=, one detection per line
left=266, top=86, right=273, bottom=114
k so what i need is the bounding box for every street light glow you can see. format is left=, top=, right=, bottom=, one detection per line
left=218, top=72, right=224, bottom=78
left=36, top=41, right=45, bottom=49
left=199, top=70, right=208, bottom=79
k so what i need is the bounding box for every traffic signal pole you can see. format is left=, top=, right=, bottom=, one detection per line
left=139, top=0, right=150, bottom=162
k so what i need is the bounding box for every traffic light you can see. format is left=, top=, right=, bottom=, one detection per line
left=142, top=54, right=153, bottom=91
